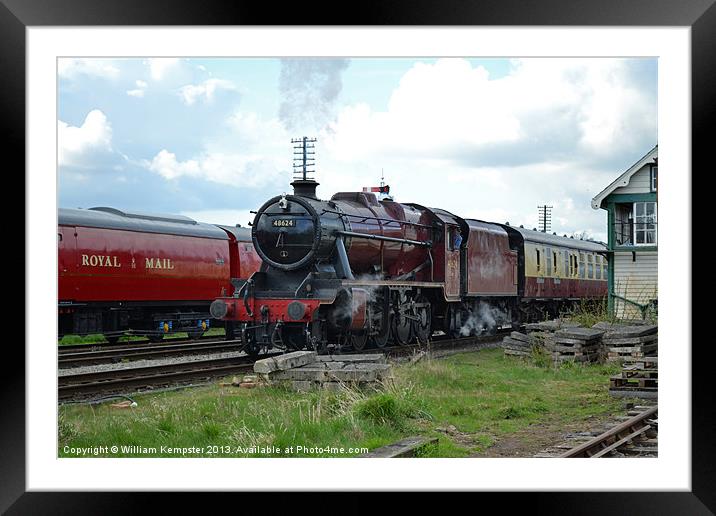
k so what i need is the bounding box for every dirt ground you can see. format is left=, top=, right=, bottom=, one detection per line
left=470, top=412, right=624, bottom=458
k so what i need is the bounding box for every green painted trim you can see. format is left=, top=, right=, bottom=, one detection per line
left=604, top=192, right=657, bottom=203
left=607, top=201, right=615, bottom=251
left=607, top=251, right=615, bottom=315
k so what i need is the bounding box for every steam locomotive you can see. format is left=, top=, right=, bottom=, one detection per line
left=58, top=207, right=262, bottom=342
left=210, top=179, right=607, bottom=355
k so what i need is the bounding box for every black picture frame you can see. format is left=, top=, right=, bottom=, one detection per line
left=4, top=0, right=708, bottom=512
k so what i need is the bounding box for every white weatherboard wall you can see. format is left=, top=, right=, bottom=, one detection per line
left=613, top=165, right=653, bottom=195
left=613, top=250, right=658, bottom=319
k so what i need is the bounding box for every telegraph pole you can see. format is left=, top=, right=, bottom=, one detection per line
left=290, top=137, right=319, bottom=198
left=538, top=205, right=553, bottom=233
left=291, top=136, right=316, bottom=181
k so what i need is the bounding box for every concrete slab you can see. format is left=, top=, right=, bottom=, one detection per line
left=254, top=351, right=316, bottom=374
left=555, top=327, right=605, bottom=340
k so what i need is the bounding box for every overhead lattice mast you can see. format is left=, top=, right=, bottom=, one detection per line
left=290, top=137, right=319, bottom=198
left=538, top=205, right=553, bottom=233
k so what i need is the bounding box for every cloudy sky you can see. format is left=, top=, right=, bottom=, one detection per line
left=58, top=57, right=657, bottom=242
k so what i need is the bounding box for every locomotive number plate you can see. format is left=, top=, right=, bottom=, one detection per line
left=272, top=219, right=295, bottom=227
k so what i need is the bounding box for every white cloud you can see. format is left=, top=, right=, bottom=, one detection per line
left=178, top=78, right=236, bottom=105
left=325, top=58, right=655, bottom=164
left=147, top=58, right=180, bottom=81
left=126, top=79, right=149, bottom=98
left=146, top=150, right=201, bottom=180
left=58, top=109, right=113, bottom=168
left=58, top=59, right=121, bottom=80
left=309, top=57, right=652, bottom=241
left=144, top=111, right=289, bottom=187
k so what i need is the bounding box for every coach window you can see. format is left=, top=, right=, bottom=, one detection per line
left=536, top=249, right=540, bottom=272
left=564, top=252, right=569, bottom=278
left=587, top=255, right=594, bottom=279
left=546, top=247, right=552, bottom=276
left=579, top=254, right=585, bottom=279
left=553, top=251, right=558, bottom=276
left=595, top=256, right=601, bottom=279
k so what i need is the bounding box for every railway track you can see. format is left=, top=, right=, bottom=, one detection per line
left=57, top=328, right=509, bottom=402
left=58, top=333, right=226, bottom=354
left=58, top=353, right=282, bottom=402
left=58, top=339, right=244, bottom=368
left=380, top=330, right=507, bottom=359
left=559, top=406, right=658, bottom=458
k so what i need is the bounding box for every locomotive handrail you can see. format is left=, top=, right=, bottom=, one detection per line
left=320, top=209, right=434, bottom=230
left=337, top=230, right=432, bottom=248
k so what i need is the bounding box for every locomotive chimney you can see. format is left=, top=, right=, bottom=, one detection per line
left=291, top=136, right=319, bottom=199
left=291, top=178, right=320, bottom=199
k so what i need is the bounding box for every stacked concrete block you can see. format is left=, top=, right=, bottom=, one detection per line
left=552, top=327, right=605, bottom=363
left=529, top=331, right=556, bottom=352
left=501, top=331, right=538, bottom=357
left=254, top=351, right=392, bottom=392
left=598, top=324, right=658, bottom=361
left=609, top=356, right=658, bottom=399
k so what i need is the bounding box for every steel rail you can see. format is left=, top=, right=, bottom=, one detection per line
left=58, top=353, right=282, bottom=401
left=58, top=340, right=244, bottom=368
left=58, top=334, right=234, bottom=354
left=560, top=406, right=658, bottom=458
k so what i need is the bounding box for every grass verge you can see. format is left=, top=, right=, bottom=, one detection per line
left=58, top=348, right=624, bottom=458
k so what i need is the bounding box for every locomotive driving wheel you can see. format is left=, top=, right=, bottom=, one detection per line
left=351, top=331, right=368, bottom=351
left=369, top=302, right=390, bottom=349
left=391, top=291, right=413, bottom=345
left=412, top=295, right=432, bottom=344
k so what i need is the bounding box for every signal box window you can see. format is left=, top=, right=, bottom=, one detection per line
left=634, top=202, right=657, bottom=245
left=614, top=202, right=657, bottom=246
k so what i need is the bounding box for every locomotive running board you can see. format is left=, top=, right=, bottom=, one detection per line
left=340, top=279, right=444, bottom=289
